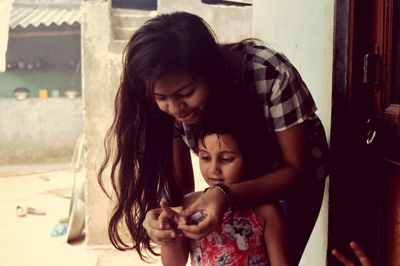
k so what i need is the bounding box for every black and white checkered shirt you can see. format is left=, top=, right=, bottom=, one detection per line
left=175, top=42, right=329, bottom=181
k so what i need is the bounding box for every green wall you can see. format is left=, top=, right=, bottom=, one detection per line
left=0, top=66, right=81, bottom=97
left=0, top=31, right=81, bottom=98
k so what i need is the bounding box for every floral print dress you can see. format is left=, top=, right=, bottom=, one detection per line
left=190, top=208, right=269, bottom=266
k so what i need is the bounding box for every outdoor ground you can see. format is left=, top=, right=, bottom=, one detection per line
left=0, top=163, right=164, bottom=266
left=0, top=163, right=328, bottom=265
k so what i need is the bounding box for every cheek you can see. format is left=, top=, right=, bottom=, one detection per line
left=193, top=87, right=209, bottom=107
left=155, top=101, right=167, bottom=112
left=199, top=162, right=208, bottom=176
left=230, top=162, right=245, bottom=181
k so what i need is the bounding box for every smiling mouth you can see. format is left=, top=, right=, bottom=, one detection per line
left=176, top=110, right=196, bottom=122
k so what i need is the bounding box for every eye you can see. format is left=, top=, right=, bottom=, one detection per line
left=154, top=95, right=166, bottom=101
left=200, top=155, right=211, bottom=162
left=178, top=85, right=195, bottom=98
left=221, top=157, right=235, bottom=164
left=199, top=152, right=211, bottom=162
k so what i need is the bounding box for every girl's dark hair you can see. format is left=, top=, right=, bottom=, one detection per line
left=97, top=12, right=232, bottom=260
left=196, top=92, right=279, bottom=181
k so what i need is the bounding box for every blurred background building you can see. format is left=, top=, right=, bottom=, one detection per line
left=0, top=0, right=82, bottom=165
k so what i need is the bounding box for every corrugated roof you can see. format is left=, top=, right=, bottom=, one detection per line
left=10, top=4, right=80, bottom=29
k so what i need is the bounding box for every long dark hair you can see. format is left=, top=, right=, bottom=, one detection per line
left=97, top=12, right=233, bottom=260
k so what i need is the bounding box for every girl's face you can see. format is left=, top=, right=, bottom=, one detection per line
left=152, top=71, right=209, bottom=125
left=198, top=133, right=244, bottom=186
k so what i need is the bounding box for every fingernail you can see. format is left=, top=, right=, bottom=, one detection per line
left=170, top=232, right=175, bottom=238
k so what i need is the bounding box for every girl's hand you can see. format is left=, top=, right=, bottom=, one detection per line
left=142, top=208, right=177, bottom=246
left=331, top=241, right=374, bottom=266
left=178, top=187, right=228, bottom=239
left=159, top=201, right=186, bottom=228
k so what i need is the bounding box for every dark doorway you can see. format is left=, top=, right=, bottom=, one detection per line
left=329, top=0, right=400, bottom=265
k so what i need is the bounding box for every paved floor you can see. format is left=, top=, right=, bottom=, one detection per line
left=0, top=164, right=164, bottom=266
left=0, top=163, right=329, bottom=265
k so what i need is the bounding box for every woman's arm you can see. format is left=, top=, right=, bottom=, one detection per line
left=142, top=137, right=194, bottom=245
left=229, top=122, right=306, bottom=204
left=179, top=123, right=307, bottom=239
left=159, top=202, right=190, bottom=266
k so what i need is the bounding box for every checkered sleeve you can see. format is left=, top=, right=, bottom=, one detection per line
left=173, top=121, right=198, bottom=151
left=249, top=46, right=317, bottom=132
left=269, top=60, right=317, bottom=131
left=245, top=43, right=329, bottom=181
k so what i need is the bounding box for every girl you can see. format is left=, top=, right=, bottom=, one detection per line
left=160, top=101, right=290, bottom=266
left=98, top=11, right=329, bottom=264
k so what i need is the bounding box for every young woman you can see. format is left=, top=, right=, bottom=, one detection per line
left=159, top=99, right=290, bottom=266
left=98, top=11, right=329, bottom=264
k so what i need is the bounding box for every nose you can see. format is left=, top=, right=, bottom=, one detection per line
left=167, top=98, right=185, bottom=116
left=210, top=160, right=221, bottom=175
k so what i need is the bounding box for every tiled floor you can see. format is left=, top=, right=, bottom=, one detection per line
left=0, top=164, right=163, bottom=266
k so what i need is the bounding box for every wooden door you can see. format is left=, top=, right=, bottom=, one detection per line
left=372, top=0, right=400, bottom=264
left=329, top=0, right=400, bottom=265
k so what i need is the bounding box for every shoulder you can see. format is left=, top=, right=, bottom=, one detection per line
left=253, top=203, right=280, bottom=226
left=242, top=40, right=291, bottom=70
left=242, top=41, right=306, bottom=94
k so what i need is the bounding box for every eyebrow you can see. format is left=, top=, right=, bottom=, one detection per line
left=220, top=151, right=236, bottom=155
left=153, top=81, right=195, bottom=97
left=198, top=149, right=236, bottom=155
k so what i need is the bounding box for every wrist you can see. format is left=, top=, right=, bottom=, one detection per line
left=207, top=184, right=235, bottom=211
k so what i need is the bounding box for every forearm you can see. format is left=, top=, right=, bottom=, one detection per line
left=227, top=164, right=300, bottom=206
left=161, top=237, right=189, bottom=266
left=227, top=124, right=307, bottom=206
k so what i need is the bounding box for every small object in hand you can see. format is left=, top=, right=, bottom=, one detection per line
left=189, top=211, right=204, bottom=225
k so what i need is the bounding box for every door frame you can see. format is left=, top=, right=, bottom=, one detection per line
left=329, top=0, right=387, bottom=265
left=330, top=0, right=399, bottom=265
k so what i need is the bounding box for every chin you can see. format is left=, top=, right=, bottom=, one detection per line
left=208, top=180, right=225, bottom=186
left=185, top=119, right=200, bottom=125
left=183, top=116, right=201, bottom=125
left=187, top=110, right=202, bottom=125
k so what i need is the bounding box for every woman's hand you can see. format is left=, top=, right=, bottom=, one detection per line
left=332, top=241, right=374, bottom=266
left=142, top=207, right=178, bottom=246
left=178, top=187, right=228, bottom=239
left=159, top=201, right=186, bottom=228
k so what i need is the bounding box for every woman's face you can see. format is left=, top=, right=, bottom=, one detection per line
left=152, top=72, right=209, bottom=125
left=198, top=133, right=244, bottom=186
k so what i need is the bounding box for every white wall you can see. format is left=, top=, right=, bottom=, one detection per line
left=0, top=0, right=12, bottom=72
left=158, top=0, right=252, bottom=43
left=81, top=0, right=118, bottom=246
left=253, top=1, right=334, bottom=265
left=253, top=0, right=333, bottom=137
left=0, top=98, right=83, bottom=164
